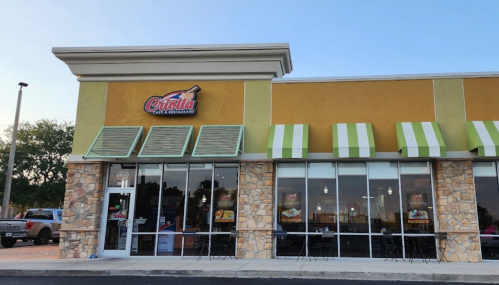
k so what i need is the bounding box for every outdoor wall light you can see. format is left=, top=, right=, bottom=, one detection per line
left=387, top=187, right=393, bottom=195
left=323, top=186, right=329, bottom=194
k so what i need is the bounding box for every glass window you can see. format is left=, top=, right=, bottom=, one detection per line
left=277, top=163, right=306, bottom=178
left=156, top=164, right=187, bottom=256
left=401, top=174, right=434, bottom=234
left=134, top=164, right=162, bottom=233
left=400, top=162, right=430, bottom=175
left=474, top=162, right=497, bottom=177
left=308, top=163, right=336, bottom=179
left=212, top=166, right=238, bottom=232
left=369, top=162, right=401, bottom=233
left=471, top=162, right=499, bottom=260
left=338, top=163, right=368, bottom=233
left=340, top=235, right=370, bottom=257
left=277, top=178, right=306, bottom=232
left=186, top=163, right=213, bottom=232
left=108, top=164, right=136, bottom=187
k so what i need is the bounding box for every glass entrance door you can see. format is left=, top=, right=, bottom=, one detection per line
left=100, top=189, right=136, bottom=257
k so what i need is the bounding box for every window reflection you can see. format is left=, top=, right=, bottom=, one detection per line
left=277, top=178, right=306, bottom=232
left=212, top=167, right=238, bottom=232
left=400, top=175, right=434, bottom=234
left=474, top=170, right=499, bottom=260
left=369, top=180, right=401, bottom=233
left=135, top=164, right=161, bottom=233
left=308, top=179, right=336, bottom=232
left=338, top=175, right=369, bottom=233
left=186, top=164, right=213, bottom=232
left=108, top=164, right=136, bottom=188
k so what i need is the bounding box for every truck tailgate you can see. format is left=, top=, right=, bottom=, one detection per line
left=0, top=219, right=27, bottom=233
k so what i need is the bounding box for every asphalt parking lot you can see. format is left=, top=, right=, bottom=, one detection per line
left=0, top=240, right=59, bottom=259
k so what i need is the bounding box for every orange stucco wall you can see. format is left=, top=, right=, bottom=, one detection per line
left=272, top=80, right=435, bottom=152
left=464, top=78, right=499, bottom=121
left=105, top=81, right=244, bottom=144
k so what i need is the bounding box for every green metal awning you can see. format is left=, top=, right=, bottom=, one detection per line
left=85, top=126, right=144, bottom=158
left=267, top=124, right=308, bottom=158
left=396, top=122, right=446, bottom=157
left=192, top=125, right=243, bottom=157
left=332, top=123, right=375, bottom=158
left=467, top=121, right=499, bottom=157
left=138, top=126, right=193, bottom=157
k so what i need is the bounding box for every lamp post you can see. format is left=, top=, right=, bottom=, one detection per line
left=2, top=82, right=28, bottom=218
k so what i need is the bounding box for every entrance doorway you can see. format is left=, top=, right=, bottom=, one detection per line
left=99, top=189, right=136, bottom=257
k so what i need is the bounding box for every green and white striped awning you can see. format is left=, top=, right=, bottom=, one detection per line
left=192, top=125, right=243, bottom=157
left=467, top=121, right=499, bottom=157
left=396, top=122, right=446, bottom=157
left=85, top=126, right=144, bottom=158
left=332, top=123, right=375, bottom=158
left=138, top=126, right=193, bottom=157
left=267, top=124, right=309, bottom=158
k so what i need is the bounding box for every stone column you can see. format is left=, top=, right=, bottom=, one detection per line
left=59, top=162, right=106, bottom=259
left=434, top=160, right=481, bottom=262
left=237, top=161, right=274, bottom=259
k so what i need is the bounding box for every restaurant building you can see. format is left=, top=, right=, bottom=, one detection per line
left=53, top=43, right=499, bottom=262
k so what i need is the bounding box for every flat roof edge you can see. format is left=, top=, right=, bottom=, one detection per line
left=52, top=43, right=290, bottom=54
left=273, top=71, right=499, bottom=83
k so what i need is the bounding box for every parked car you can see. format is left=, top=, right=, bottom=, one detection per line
left=0, top=208, right=62, bottom=248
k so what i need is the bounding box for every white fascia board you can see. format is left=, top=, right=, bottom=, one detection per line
left=53, top=43, right=292, bottom=81
left=274, top=71, right=499, bottom=83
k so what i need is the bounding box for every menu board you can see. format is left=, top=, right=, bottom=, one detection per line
left=407, top=193, right=429, bottom=224
left=281, top=193, right=302, bottom=223
left=215, top=192, right=235, bottom=222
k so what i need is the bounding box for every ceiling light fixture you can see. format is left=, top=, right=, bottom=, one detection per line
left=387, top=187, right=393, bottom=195
left=323, top=186, right=329, bottom=194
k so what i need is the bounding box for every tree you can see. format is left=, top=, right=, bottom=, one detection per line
left=0, top=119, right=74, bottom=213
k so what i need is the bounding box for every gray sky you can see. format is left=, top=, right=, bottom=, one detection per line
left=1, top=0, right=498, bottom=132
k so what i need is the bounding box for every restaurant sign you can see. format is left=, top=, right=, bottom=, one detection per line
left=407, top=193, right=429, bottom=224
left=144, top=85, right=200, bottom=115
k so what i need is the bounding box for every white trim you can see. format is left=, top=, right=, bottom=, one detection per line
left=272, top=125, right=285, bottom=159
left=272, top=71, right=499, bottom=84
left=422, top=122, right=440, bottom=157
left=401, top=123, right=419, bottom=157
left=69, top=151, right=481, bottom=163
left=53, top=43, right=292, bottom=81
left=292, top=124, right=303, bottom=158
left=474, top=121, right=496, bottom=156
left=357, top=123, right=370, bottom=157
left=337, top=124, right=349, bottom=158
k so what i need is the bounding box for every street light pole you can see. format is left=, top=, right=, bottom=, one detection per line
left=2, top=82, right=28, bottom=218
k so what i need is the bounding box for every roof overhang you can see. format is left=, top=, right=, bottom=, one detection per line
left=52, top=43, right=292, bottom=82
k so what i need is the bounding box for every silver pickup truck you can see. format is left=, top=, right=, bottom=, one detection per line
left=0, top=208, right=62, bottom=248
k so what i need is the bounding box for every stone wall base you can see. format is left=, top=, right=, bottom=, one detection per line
left=237, top=230, right=273, bottom=259
left=59, top=230, right=100, bottom=259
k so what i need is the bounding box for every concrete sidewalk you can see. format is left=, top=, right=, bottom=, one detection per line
left=0, top=257, right=498, bottom=283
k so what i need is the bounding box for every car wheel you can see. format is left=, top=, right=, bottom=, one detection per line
left=34, top=229, right=51, bottom=245
left=52, top=238, right=60, bottom=244
left=1, top=238, right=17, bottom=248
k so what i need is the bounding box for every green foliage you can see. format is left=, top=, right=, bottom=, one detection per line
left=0, top=119, right=74, bottom=211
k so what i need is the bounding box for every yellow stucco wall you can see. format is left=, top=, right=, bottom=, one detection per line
left=104, top=81, right=244, bottom=145
left=464, top=78, right=499, bottom=121
left=244, top=81, right=272, bottom=153
left=72, top=82, right=108, bottom=155
left=272, top=80, right=435, bottom=153
left=433, top=79, right=468, bottom=151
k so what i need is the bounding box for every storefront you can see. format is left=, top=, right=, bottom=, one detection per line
left=53, top=43, right=499, bottom=262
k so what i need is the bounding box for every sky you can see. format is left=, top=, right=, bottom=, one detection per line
left=1, top=0, right=499, bottom=134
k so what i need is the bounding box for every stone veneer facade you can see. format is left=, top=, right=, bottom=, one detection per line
left=59, top=162, right=106, bottom=259
left=237, top=161, right=275, bottom=258
left=434, top=160, right=481, bottom=262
